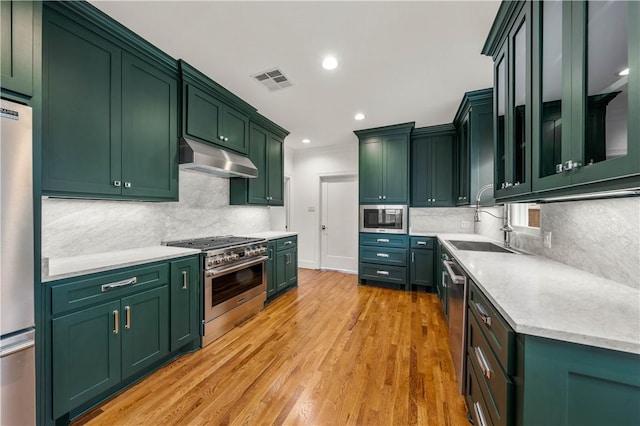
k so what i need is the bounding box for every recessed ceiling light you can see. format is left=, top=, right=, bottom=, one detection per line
left=302, top=138, right=311, bottom=144
left=322, top=56, right=338, bottom=70
left=618, top=68, right=630, bottom=76
left=354, top=113, right=365, bottom=121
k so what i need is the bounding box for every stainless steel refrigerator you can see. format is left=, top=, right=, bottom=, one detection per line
left=0, top=99, right=36, bottom=425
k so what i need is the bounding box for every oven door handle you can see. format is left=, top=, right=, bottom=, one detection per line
left=206, top=256, right=268, bottom=277
left=442, top=260, right=466, bottom=285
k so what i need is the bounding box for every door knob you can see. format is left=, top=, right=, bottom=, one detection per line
left=321, top=225, right=326, bottom=230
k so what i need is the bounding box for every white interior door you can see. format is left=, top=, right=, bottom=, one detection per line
left=320, top=176, right=358, bottom=272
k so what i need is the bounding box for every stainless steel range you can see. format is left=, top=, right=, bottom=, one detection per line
left=164, top=236, right=268, bottom=346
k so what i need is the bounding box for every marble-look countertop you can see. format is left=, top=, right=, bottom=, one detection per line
left=425, top=232, right=640, bottom=354
left=241, top=231, right=298, bottom=241
left=43, top=246, right=201, bottom=282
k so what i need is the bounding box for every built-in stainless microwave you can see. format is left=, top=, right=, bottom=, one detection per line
left=359, top=205, right=407, bottom=234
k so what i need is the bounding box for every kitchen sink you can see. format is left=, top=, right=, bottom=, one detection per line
left=447, top=240, right=517, bottom=254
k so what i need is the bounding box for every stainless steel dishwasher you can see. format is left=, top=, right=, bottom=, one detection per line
left=441, top=248, right=468, bottom=394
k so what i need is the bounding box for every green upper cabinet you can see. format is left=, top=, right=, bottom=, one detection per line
left=42, top=3, right=179, bottom=201
left=484, top=0, right=640, bottom=200
left=229, top=116, right=289, bottom=206
left=453, top=89, right=494, bottom=206
left=1, top=0, right=34, bottom=97
left=355, top=122, right=414, bottom=204
left=411, top=125, right=455, bottom=207
left=182, top=81, right=249, bottom=155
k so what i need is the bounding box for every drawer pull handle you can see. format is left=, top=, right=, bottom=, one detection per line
left=113, top=310, right=119, bottom=335
left=125, top=306, right=131, bottom=329
left=102, top=277, right=137, bottom=292
left=284, top=241, right=293, bottom=245
left=411, top=252, right=415, bottom=263
left=376, top=270, right=390, bottom=276
left=417, top=241, right=427, bottom=245
left=474, top=346, right=493, bottom=379
left=473, top=402, right=488, bottom=426
left=376, top=238, right=390, bottom=243
left=182, top=271, right=188, bottom=290
left=475, top=302, right=492, bottom=326
left=376, top=253, right=389, bottom=258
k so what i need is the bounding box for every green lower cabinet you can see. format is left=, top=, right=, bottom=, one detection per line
left=266, top=237, right=298, bottom=302
left=169, top=256, right=199, bottom=351
left=409, top=248, right=434, bottom=289
left=519, top=336, right=640, bottom=426
left=275, top=247, right=297, bottom=291
left=52, top=300, right=121, bottom=418
left=358, top=232, right=408, bottom=290
left=120, top=286, right=169, bottom=380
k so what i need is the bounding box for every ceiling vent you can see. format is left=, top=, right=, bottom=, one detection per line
left=252, top=68, right=292, bottom=91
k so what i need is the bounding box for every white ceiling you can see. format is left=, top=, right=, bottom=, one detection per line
left=90, top=1, right=501, bottom=150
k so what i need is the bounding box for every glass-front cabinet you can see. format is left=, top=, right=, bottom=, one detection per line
left=486, top=0, right=640, bottom=200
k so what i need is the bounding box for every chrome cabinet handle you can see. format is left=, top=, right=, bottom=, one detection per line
left=411, top=252, right=415, bottom=263
left=124, top=182, right=132, bottom=188
left=224, top=137, right=229, bottom=142
left=376, top=270, right=389, bottom=276
left=382, top=195, right=386, bottom=199
left=475, top=302, right=492, bottom=326
left=125, top=306, right=131, bottom=329
left=102, top=277, right=137, bottom=292
left=113, top=310, right=119, bottom=334
left=417, top=241, right=427, bottom=246
left=473, top=402, right=488, bottom=426
left=378, top=195, right=382, bottom=199
left=474, top=346, right=492, bottom=379
left=219, top=135, right=224, bottom=140
left=269, top=249, right=273, bottom=260
left=182, top=271, right=188, bottom=290
left=376, top=253, right=389, bottom=258
left=376, top=238, right=389, bottom=243
left=284, top=241, right=293, bottom=245
left=113, top=180, right=121, bottom=187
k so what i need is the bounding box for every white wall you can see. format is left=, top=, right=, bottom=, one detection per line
left=290, top=142, right=358, bottom=269
left=42, top=170, right=271, bottom=259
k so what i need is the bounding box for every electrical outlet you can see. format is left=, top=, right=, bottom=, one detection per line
left=461, top=220, right=470, bottom=229
left=307, top=206, right=316, bottom=212
left=543, top=231, right=552, bottom=248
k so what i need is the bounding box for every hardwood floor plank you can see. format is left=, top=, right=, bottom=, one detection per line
left=72, top=269, right=469, bottom=426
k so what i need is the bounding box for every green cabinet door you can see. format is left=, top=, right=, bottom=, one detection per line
left=431, top=134, right=455, bottom=207
left=245, top=123, right=268, bottom=203
left=1, top=0, right=34, bottom=96
left=383, top=134, right=409, bottom=203
left=120, top=286, right=169, bottom=380
left=285, top=247, right=298, bottom=287
left=456, top=118, right=470, bottom=205
left=42, top=7, right=122, bottom=196
left=409, top=249, right=434, bottom=287
left=411, top=135, right=431, bottom=207
left=266, top=241, right=277, bottom=299
left=52, top=300, right=121, bottom=418
left=267, top=133, right=284, bottom=205
left=170, top=256, right=199, bottom=351
left=221, top=106, right=249, bottom=155
left=275, top=249, right=289, bottom=292
left=121, top=53, right=178, bottom=200
left=184, top=85, right=222, bottom=146
left=359, top=137, right=384, bottom=203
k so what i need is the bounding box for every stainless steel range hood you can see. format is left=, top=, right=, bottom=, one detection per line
left=179, top=137, right=258, bottom=178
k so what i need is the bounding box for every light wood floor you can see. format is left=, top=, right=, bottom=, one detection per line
left=73, top=269, right=470, bottom=426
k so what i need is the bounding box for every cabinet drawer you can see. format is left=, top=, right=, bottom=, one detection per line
left=275, top=236, right=297, bottom=251
left=359, top=263, right=406, bottom=284
left=410, top=236, right=434, bottom=249
left=51, top=263, right=169, bottom=316
left=468, top=313, right=513, bottom=426
left=469, top=282, right=515, bottom=374
left=359, top=233, right=408, bottom=248
left=359, top=246, right=407, bottom=266
left=466, top=354, right=498, bottom=426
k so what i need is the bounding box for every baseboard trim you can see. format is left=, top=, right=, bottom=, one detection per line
left=319, top=267, right=358, bottom=275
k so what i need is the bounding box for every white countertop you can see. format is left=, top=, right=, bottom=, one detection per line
left=43, top=246, right=201, bottom=282
left=241, top=231, right=298, bottom=241
left=427, top=232, right=640, bottom=354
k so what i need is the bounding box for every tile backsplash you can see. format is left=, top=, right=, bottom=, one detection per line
left=410, top=207, right=475, bottom=234
left=42, top=170, right=270, bottom=258
left=475, top=197, right=640, bottom=289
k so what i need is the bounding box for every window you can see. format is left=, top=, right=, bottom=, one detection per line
left=511, top=203, right=541, bottom=230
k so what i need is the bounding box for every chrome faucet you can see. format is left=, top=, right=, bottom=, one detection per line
left=500, top=203, right=513, bottom=248
left=473, top=184, right=494, bottom=222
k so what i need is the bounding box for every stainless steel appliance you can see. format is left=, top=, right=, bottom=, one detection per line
left=359, top=205, right=407, bottom=234
left=441, top=248, right=468, bottom=394
left=164, top=236, right=268, bottom=347
left=0, top=99, right=36, bottom=425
